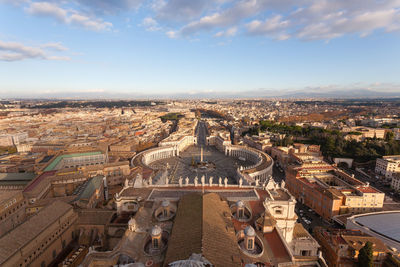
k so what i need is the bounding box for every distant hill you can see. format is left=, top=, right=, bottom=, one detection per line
left=1, top=88, right=400, bottom=100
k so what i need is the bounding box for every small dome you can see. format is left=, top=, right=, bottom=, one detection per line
left=236, top=200, right=245, bottom=208
left=244, top=226, right=256, bottom=237
left=128, top=218, right=136, bottom=226
left=161, top=200, right=170, bottom=207
left=151, top=225, right=162, bottom=236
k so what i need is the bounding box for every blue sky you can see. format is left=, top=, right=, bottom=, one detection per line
left=1, top=0, right=400, bottom=97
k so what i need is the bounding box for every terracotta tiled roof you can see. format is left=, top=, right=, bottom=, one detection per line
left=293, top=223, right=311, bottom=239
left=163, top=193, right=202, bottom=265
left=163, top=193, right=242, bottom=267
left=0, top=201, right=73, bottom=264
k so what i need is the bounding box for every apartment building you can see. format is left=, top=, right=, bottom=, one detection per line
left=314, top=227, right=389, bottom=267
left=375, top=155, right=400, bottom=179
left=286, top=162, right=384, bottom=220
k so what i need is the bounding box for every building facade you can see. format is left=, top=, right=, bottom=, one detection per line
left=375, top=155, right=400, bottom=179
left=0, top=201, right=77, bottom=267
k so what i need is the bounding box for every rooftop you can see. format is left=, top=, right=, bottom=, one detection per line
left=163, top=193, right=242, bottom=267
left=353, top=212, right=400, bottom=243
left=0, top=201, right=73, bottom=264
left=44, top=151, right=103, bottom=171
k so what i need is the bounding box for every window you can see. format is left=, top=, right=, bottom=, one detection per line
left=247, top=239, right=253, bottom=250
left=52, top=250, right=56, bottom=259
left=153, top=238, right=159, bottom=249
left=301, top=250, right=311, bottom=256
left=275, top=209, right=282, bottom=215
left=238, top=209, right=244, bottom=218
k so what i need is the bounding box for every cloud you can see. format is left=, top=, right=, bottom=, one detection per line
left=292, top=0, right=400, bottom=40
left=214, top=26, right=237, bottom=37
left=141, top=17, right=161, bottom=31
left=41, top=42, right=69, bottom=51
left=0, top=40, right=70, bottom=61
left=5, top=0, right=400, bottom=41
left=74, top=0, right=143, bottom=15
left=166, top=30, right=178, bottom=39
left=178, top=0, right=268, bottom=36
left=26, top=1, right=112, bottom=31
left=163, top=0, right=400, bottom=41
left=246, top=15, right=290, bottom=39
left=26, top=2, right=67, bottom=22
left=69, top=13, right=112, bottom=31
left=154, top=0, right=212, bottom=22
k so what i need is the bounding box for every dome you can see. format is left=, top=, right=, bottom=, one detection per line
left=244, top=226, right=256, bottom=237
left=128, top=218, right=137, bottom=231
left=128, top=218, right=136, bottom=226
left=236, top=200, right=245, bottom=208
left=151, top=225, right=162, bottom=236
left=161, top=200, right=170, bottom=207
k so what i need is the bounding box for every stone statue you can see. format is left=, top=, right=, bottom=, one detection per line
left=239, top=178, right=243, bottom=187
left=185, top=177, right=189, bottom=186
left=194, top=176, right=198, bottom=187
left=148, top=177, right=152, bottom=186
left=218, top=177, right=222, bottom=187
left=179, top=177, right=183, bottom=187
left=165, top=176, right=169, bottom=185
left=201, top=175, right=205, bottom=186
left=224, top=177, right=228, bottom=188
left=209, top=176, right=213, bottom=187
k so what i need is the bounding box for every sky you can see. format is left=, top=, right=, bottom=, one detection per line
left=1, top=0, right=400, bottom=97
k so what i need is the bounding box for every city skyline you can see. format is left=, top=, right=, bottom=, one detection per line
left=1, top=0, right=400, bottom=97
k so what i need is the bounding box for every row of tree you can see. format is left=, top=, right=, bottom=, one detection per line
left=243, top=120, right=400, bottom=162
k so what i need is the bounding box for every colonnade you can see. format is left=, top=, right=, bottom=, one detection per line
left=142, top=147, right=178, bottom=166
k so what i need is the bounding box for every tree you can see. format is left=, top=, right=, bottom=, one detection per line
left=358, top=241, right=374, bottom=267
left=386, top=131, right=394, bottom=142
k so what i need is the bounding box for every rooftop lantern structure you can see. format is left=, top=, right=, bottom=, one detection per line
left=237, top=225, right=264, bottom=257
left=237, top=200, right=245, bottom=220
left=154, top=199, right=176, bottom=221
left=162, top=200, right=170, bottom=218
left=128, top=217, right=137, bottom=232
left=144, top=225, right=169, bottom=256
left=244, top=226, right=256, bottom=251
left=230, top=200, right=252, bottom=222
left=150, top=225, right=162, bottom=250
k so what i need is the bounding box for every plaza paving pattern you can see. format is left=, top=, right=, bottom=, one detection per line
left=149, top=145, right=255, bottom=185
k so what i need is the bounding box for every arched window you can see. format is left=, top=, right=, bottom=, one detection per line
left=247, top=239, right=253, bottom=250
left=152, top=238, right=159, bottom=249
left=238, top=209, right=244, bottom=218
